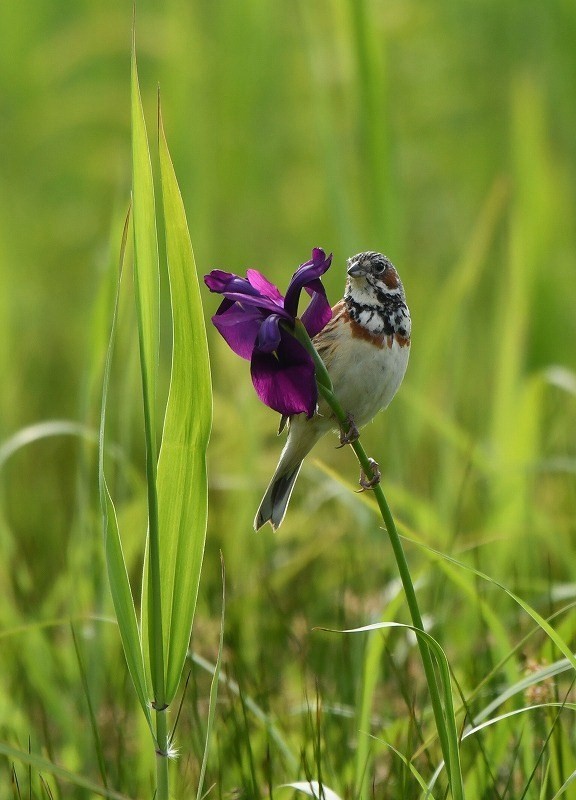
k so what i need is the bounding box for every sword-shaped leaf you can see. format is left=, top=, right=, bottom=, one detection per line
left=157, top=105, right=212, bottom=703
left=98, top=209, right=152, bottom=729
left=131, top=42, right=165, bottom=704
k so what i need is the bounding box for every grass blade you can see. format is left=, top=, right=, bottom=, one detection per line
left=195, top=554, right=225, bottom=800
left=0, top=741, right=133, bottom=800
left=374, top=740, right=435, bottom=797
left=97, top=207, right=152, bottom=727
left=189, top=653, right=298, bottom=771
left=551, top=770, right=576, bottom=800
left=407, top=539, right=576, bottom=675
left=157, top=102, right=212, bottom=703
left=283, top=782, right=343, bottom=800
left=332, top=621, right=464, bottom=800
left=70, top=623, right=108, bottom=789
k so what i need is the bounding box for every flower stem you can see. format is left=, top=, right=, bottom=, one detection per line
left=293, top=320, right=334, bottom=393
left=293, top=320, right=454, bottom=784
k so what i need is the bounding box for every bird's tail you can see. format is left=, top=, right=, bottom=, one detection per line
left=254, top=461, right=303, bottom=531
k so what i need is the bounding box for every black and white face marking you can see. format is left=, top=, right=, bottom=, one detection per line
left=345, top=251, right=411, bottom=338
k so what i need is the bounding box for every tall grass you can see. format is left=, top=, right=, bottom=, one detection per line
left=0, top=1, right=575, bottom=797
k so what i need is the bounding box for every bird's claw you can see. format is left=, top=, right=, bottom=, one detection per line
left=357, top=458, right=381, bottom=491
left=337, top=413, right=360, bottom=448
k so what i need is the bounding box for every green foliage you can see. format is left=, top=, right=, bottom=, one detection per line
left=99, top=37, right=213, bottom=799
left=100, top=208, right=153, bottom=729
left=157, top=104, right=212, bottom=706
left=1, top=1, right=576, bottom=797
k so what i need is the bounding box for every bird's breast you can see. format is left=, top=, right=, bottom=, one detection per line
left=315, top=305, right=410, bottom=428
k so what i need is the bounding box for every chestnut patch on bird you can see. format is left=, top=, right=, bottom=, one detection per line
left=381, top=268, right=400, bottom=290
left=347, top=313, right=387, bottom=348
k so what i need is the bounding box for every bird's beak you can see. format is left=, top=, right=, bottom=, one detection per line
left=347, top=261, right=367, bottom=277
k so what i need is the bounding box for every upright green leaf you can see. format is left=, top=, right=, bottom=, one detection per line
left=131, top=46, right=160, bottom=443
left=157, top=106, right=212, bottom=703
left=131, top=40, right=165, bottom=704
left=98, top=209, right=151, bottom=728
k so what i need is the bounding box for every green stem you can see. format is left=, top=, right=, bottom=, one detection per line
left=136, top=282, right=168, bottom=795
left=155, top=706, right=170, bottom=799
left=293, top=320, right=453, bottom=784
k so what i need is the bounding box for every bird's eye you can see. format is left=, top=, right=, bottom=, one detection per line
left=374, top=261, right=386, bottom=274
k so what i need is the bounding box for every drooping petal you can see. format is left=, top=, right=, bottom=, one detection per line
left=212, top=305, right=263, bottom=360
left=284, top=248, right=332, bottom=318
left=205, top=270, right=257, bottom=295
left=220, top=291, right=290, bottom=317
left=300, top=280, right=332, bottom=338
left=251, top=332, right=317, bottom=417
left=205, top=270, right=289, bottom=317
left=246, top=269, right=284, bottom=304
left=203, top=269, right=232, bottom=293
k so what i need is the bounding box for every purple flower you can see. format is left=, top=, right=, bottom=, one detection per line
left=204, top=248, right=333, bottom=417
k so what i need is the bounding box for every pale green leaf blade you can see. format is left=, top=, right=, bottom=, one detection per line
left=130, top=44, right=159, bottom=444
left=131, top=40, right=164, bottom=703
left=101, top=480, right=152, bottom=726
left=98, top=208, right=151, bottom=728
left=157, top=106, right=212, bottom=703
left=551, top=769, right=576, bottom=800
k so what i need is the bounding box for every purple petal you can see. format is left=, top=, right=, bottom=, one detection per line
left=217, top=289, right=291, bottom=316
left=205, top=269, right=289, bottom=316
left=300, top=285, right=332, bottom=338
left=251, top=333, right=317, bottom=417
left=246, top=270, right=284, bottom=304
left=213, top=296, right=235, bottom=315
left=205, top=270, right=257, bottom=295
left=212, top=305, right=263, bottom=360
left=256, top=314, right=282, bottom=353
left=204, top=269, right=232, bottom=292
left=284, top=248, right=332, bottom=319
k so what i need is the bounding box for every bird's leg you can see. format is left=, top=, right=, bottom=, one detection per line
left=358, top=458, right=381, bottom=491
left=337, top=413, right=360, bottom=448
left=336, top=413, right=380, bottom=490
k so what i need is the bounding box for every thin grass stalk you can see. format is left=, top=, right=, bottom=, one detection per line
left=195, top=555, right=226, bottom=800
left=0, top=741, right=133, bottom=800
left=321, top=389, right=456, bottom=789
left=293, top=321, right=460, bottom=796
left=70, top=623, right=108, bottom=790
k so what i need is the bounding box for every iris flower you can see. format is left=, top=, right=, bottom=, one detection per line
left=204, top=248, right=332, bottom=417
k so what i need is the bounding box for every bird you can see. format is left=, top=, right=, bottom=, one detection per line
left=254, top=250, right=411, bottom=531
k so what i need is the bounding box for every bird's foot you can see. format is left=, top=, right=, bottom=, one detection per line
left=357, top=458, right=381, bottom=491
left=337, top=413, right=360, bottom=448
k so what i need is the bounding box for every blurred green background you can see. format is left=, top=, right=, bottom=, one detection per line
left=1, top=0, right=576, bottom=796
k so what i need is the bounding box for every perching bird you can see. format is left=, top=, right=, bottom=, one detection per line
left=254, top=250, right=411, bottom=530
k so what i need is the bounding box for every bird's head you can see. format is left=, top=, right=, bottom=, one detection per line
left=345, top=251, right=405, bottom=303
